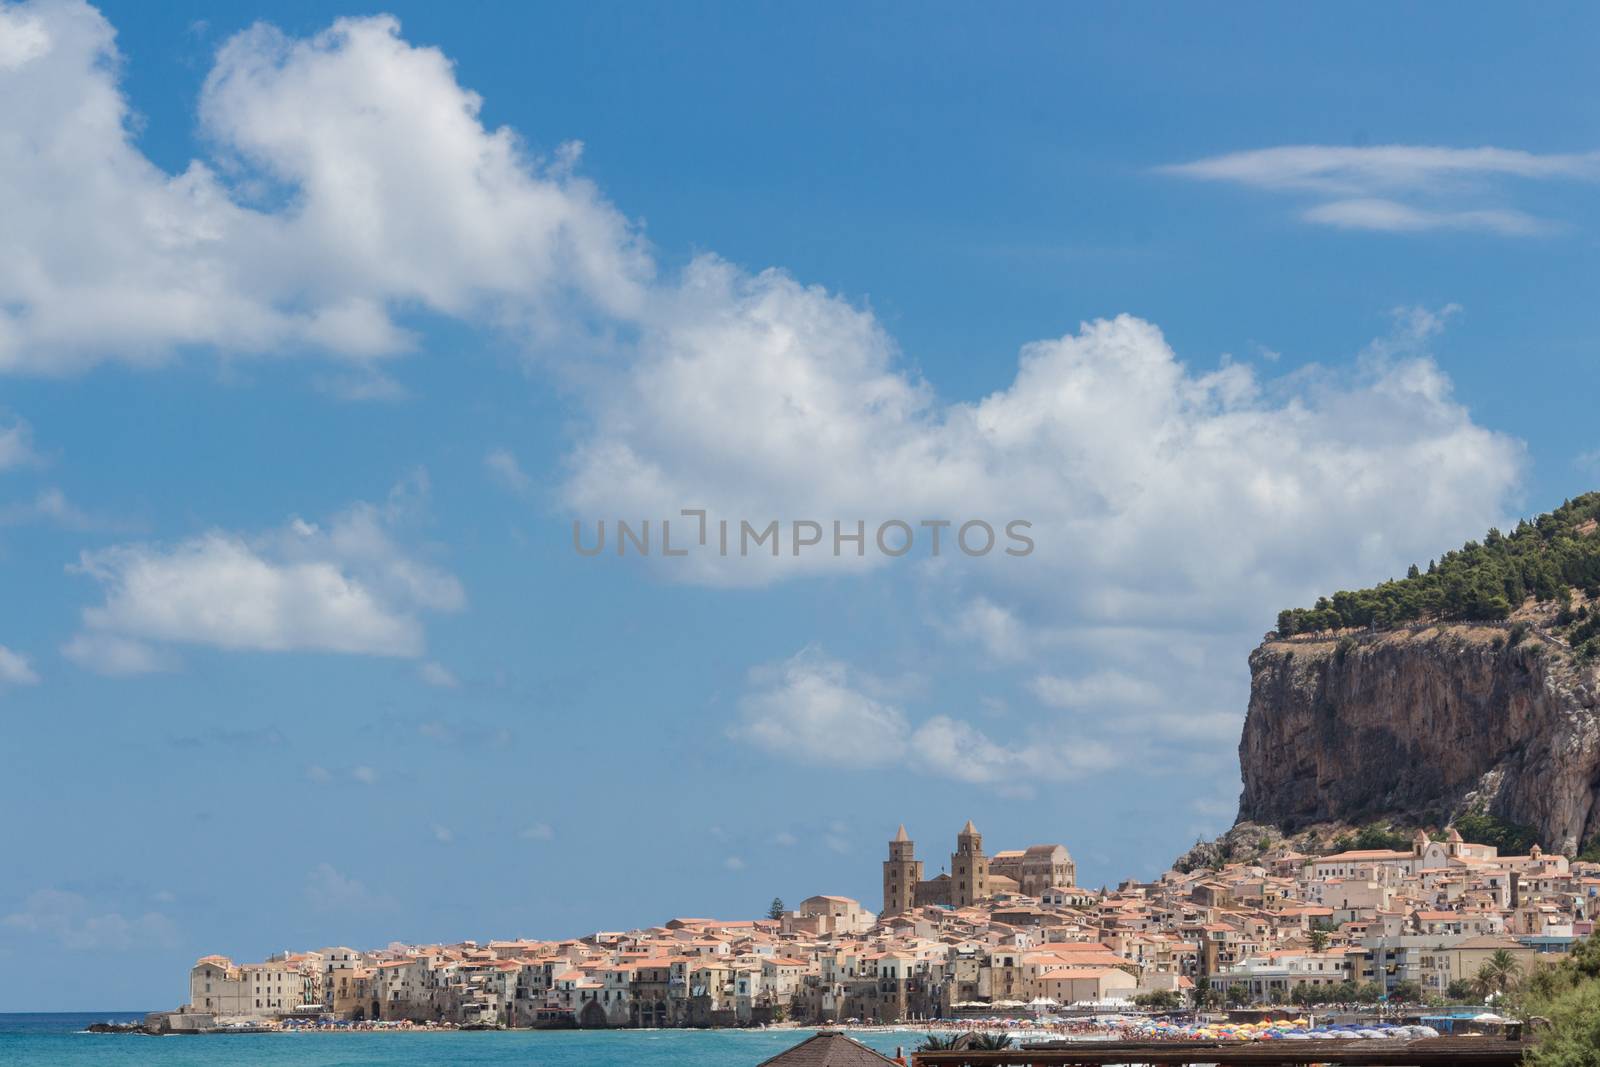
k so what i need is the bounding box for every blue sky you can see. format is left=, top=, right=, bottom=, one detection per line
left=1, top=0, right=1598, bottom=1009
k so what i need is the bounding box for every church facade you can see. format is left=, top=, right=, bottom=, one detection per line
left=880, top=821, right=1076, bottom=916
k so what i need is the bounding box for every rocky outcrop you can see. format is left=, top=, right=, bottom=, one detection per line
left=1236, top=617, right=1600, bottom=855
left=1172, top=821, right=1284, bottom=873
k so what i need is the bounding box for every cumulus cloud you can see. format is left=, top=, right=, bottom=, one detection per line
left=63, top=488, right=463, bottom=667
left=1, top=6, right=1534, bottom=820
left=2, top=888, right=177, bottom=950
left=521, top=822, right=555, bottom=842
left=0, top=644, right=39, bottom=686
left=732, top=649, right=1117, bottom=785
left=1, top=8, right=1525, bottom=640
left=567, top=286, right=1522, bottom=635
left=0, top=1, right=649, bottom=373
left=1163, top=144, right=1600, bottom=234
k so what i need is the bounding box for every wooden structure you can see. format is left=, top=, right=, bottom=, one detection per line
left=911, top=1036, right=1532, bottom=1066
left=759, top=1031, right=904, bottom=1067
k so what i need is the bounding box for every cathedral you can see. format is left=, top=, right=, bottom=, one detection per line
left=881, top=821, right=1075, bottom=915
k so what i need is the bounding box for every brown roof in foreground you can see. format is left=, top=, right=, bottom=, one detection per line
left=756, top=1031, right=901, bottom=1067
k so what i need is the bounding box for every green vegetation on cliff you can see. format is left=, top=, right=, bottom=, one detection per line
left=1275, top=492, right=1600, bottom=640
left=1451, top=811, right=1540, bottom=855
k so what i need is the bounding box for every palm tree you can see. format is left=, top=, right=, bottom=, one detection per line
left=915, top=1033, right=963, bottom=1052
left=1309, top=927, right=1331, bottom=953
left=1474, top=949, right=1523, bottom=998
left=964, top=1032, right=1016, bottom=1051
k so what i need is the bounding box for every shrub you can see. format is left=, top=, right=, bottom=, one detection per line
left=1275, top=494, right=1600, bottom=635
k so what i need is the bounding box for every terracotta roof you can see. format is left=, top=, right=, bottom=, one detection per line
left=1038, top=966, right=1121, bottom=980
left=755, top=1032, right=900, bottom=1067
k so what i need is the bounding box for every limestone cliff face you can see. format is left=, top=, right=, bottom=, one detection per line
left=1236, top=622, right=1600, bottom=854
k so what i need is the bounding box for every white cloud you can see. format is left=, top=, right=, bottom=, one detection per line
left=431, top=824, right=453, bottom=844
left=950, top=597, right=1031, bottom=663
left=484, top=448, right=531, bottom=493
left=2, top=888, right=177, bottom=950
left=1, top=10, right=1526, bottom=645
left=0, top=416, right=36, bottom=469
left=732, top=649, right=1119, bottom=785
left=1029, top=670, right=1164, bottom=709
left=0, top=1, right=650, bottom=374
left=908, top=715, right=1116, bottom=785
left=1164, top=144, right=1599, bottom=235
left=1163, top=145, right=1600, bottom=194
left=0, top=487, right=106, bottom=530
left=568, top=286, right=1522, bottom=636
left=731, top=649, right=911, bottom=768
left=723, top=856, right=745, bottom=871
left=305, top=863, right=388, bottom=913
left=1302, top=199, right=1549, bottom=236
left=64, top=489, right=463, bottom=663
left=0, top=645, right=39, bottom=686
left=304, top=763, right=386, bottom=788
left=0, top=6, right=51, bottom=69
left=418, top=660, right=458, bottom=687
left=0, top=12, right=1528, bottom=631
left=60, top=632, right=171, bottom=676
left=520, top=822, right=555, bottom=842
left=0, top=7, right=1537, bottom=808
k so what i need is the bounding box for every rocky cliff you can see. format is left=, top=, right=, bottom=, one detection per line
left=1236, top=614, right=1600, bottom=855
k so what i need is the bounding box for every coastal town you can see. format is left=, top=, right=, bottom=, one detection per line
left=162, top=819, right=1595, bottom=1033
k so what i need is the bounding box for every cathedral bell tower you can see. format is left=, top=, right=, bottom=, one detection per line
left=951, top=819, right=989, bottom=907
left=882, top=825, right=922, bottom=916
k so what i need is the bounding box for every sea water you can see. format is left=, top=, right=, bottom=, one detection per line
left=0, top=1014, right=923, bottom=1066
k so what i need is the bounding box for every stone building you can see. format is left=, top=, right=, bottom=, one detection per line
left=951, top=820, right=991, bottom=907
left=990, top=844, right=1078, bottom=898
left=880, top=821, right=1076, bottom=914
left=881, top=826, right=922, bottom=916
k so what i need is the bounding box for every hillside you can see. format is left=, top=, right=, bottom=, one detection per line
left=1234, top=492, right=1600, bottom=857
left=1274, top=491, right=1600, bottom=652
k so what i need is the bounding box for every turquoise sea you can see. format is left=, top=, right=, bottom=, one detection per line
left=0, top=1014, right=924, bottom=1065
